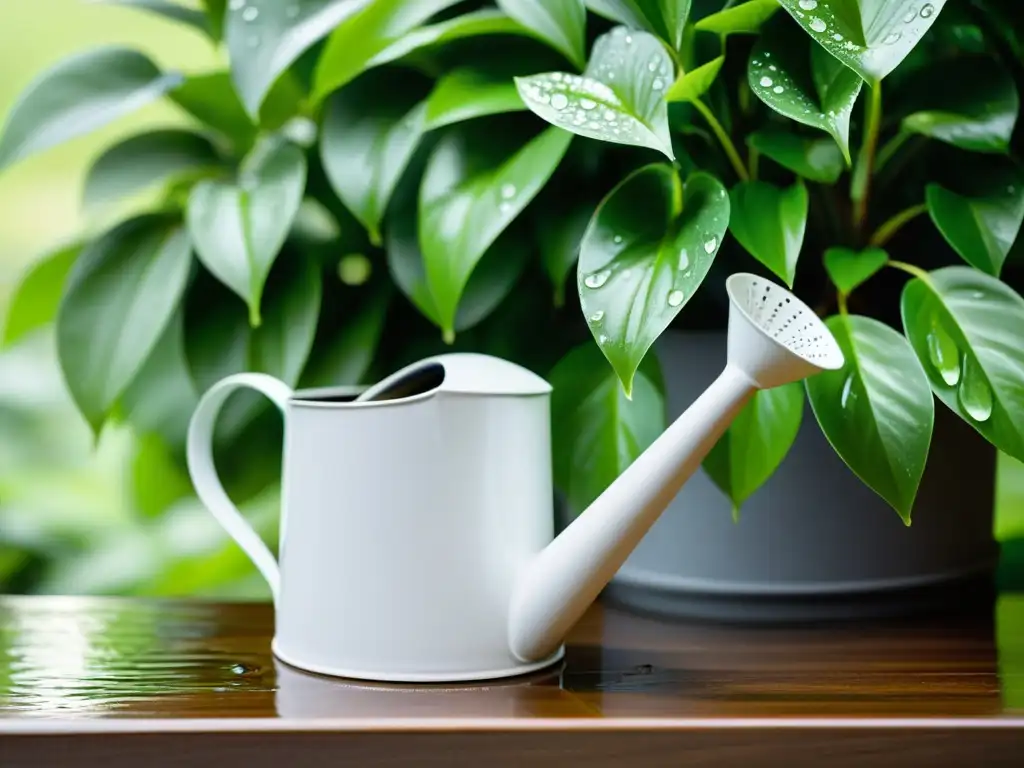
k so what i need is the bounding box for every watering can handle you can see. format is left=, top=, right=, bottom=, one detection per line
left=186, top=372, right=292, bottom=604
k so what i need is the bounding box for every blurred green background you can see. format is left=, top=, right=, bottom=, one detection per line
left=0, top=0, right=1022, bottom=602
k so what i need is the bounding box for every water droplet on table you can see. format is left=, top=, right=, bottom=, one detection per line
left=584, top=269, right=611, bottom=289
left=809, top=17, right=827, bottom=33
left=667, top=290, right=684, bottom=307
left=958, top=356, right=993, bottom=422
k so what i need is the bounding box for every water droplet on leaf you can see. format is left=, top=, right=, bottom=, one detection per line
left=920, top=3, right=935, bottom=18
left=667, top=290, right=684, bottom=307
left=584, top=269, right=611, bottom=289
left=904, top=7, right=917, bottom=22
left=799, top=0, right=818, bottom=9
left=832, top=33, right=844, bottom=41
left=580, top=98, right=596, bottom=110
left=590, top=310, right=605, bottom=323
left=599, top=334, right=609, bottom=343
left=958, top=356, right=993, bottom=422
left=760, top=76, right=773, bottom=87
left=229, top=0, right=245, bottom=9
left=678, top=248, right=689, bottom=270
left=773, top=85, right=784, bottom=94
left=704, top=237, right=717, bottom=253
left=242, top=6, right=258, bottom=21
left=500, top=183, right=516, bottom=200
left=550, top=93, right=569, bottom=110
left=769, top=64, right=777, bottom=71
left=652, top=78, right=664, bottom=90
left=840, top=374, right=856, bottom=409
left=809, top=17, right=827, bottom=32
left=499, top=201, right=512, bottom=214
left=926, top=317, right=960, bottom=386
left=884, top=31, right=902, bottom=44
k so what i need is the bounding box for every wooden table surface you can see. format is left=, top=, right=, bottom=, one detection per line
left=0, top=594, right=1022, bottom=766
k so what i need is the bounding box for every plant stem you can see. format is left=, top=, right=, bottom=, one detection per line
left=874, top=130, right=911, bottom=175
left=850, top=81, right=883, bottom=231
left=837, top=290, right=849, bottom=316
left=869, top=203, right=928, bottom=247
left=887, top=259, right=930, bottom=281
left=692, top=97, right=749, bottom=182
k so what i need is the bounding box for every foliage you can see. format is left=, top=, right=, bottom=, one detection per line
left=2, top=0, right=1024, bottom=538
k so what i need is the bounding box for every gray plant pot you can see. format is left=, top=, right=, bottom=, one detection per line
left=589, top=331, right=1000, bottom=623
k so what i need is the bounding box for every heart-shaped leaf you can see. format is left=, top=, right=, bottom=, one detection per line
left=320, top=70, right=430, bottom=246
left=665, top=56, right=724, bottom=102
left=186, top=135, right=307, bottom=326
left=901, top=265, right=1024, bottom=462
left=99, top=0, right=212, bottom=36
left=703, top=383, right=804, bottom=514
left=899, top=56, right=1019, bottom=154
left=807, top=314, right=934, bottom=523
left=2, top=242, right=81, bottom=348
left=926, top=165, right=1024, bottom=277
left=56, top=215, right=193, bottom=435
left=747, top=127, right=845, bottom=183
left=748, top=13, right=863, bottom=162
left=168, top=72, right=258, bottom=151
left=538, top=200, right=595, bottom=306
left=728, top=179, right=808, bottom=287
left=824, top=246, right=888, bottom=294
left=418, top=125, right=572, bottom=339
left=425, top=68, right=530, bottom=130
left=694, top=0, right=780, bottom=36
left=83, top=129, right=222, bottom=212
left=777, top=0, right=947, bottom=84
left=550, top=340, right=666, bottom=516
left=577, top=164, right=729, bottom=396
left=515, top=26, right=676, bottom=159
left=496, top=0, right=587, bottom=68
left=0, top=46, right=182, bottom=171
left=225, top=0, right=373, bottom=117
left=310, top=0, right=463, bottom=103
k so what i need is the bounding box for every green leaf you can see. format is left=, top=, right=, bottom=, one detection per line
left=777, top=0, right=947, bottom=84
left=0, top=46, right=182, bottom=171
left=56, top=215, right=193, bottom=435
left=1, top=243, right=81, bottom=348
left=418, top=126, right=572, bottom=338
left=300, top=287, right=390, bottom=388
left=550, top=340, right=666, bottom=515
left=577, top=164, right=729, bottom=396
left=694, top=0, right=780, bottom=36
left=320, top=70, right=429, bottom=246
left=538, top=200, right=594, bottom=306
left=99, top=0, right=212, bottom=36
left=424, top=68, right=529, bottom=130
left=248, top=256, right=322, bottom=386
left=665, top=56, right=724, bottom=102
left=310, top=0, right=463, bottom=103
left=515, top=26, right=675, bottom=159
left=202, top=0, right=227, bottom=39
left=226, top=0, right=374, bottom=116
left=185, top=135, right=307, bottom=326
left=746, top=127, right=845, bottom=183
left=824, top=246, right=888, bottom=294
left=497, top=0, right=587, bottom=68
left=900, top=56, right=1019, bottom=154
left=926, top=168, right=1024, bottom=277
left=83, top=129, right=222, bottom=212
left=727, top=179, right=808, bottom=287
left=703, top=383, right=804, bottom=513
left=748, top=13, right=863, bottom=162
left=583, top=0, right=691, bottom=49
left=901, top=265, right=1024, bottom=463
left=168, top=72, right=258, bottom=150
left=807, top=314, right=934, bottom=523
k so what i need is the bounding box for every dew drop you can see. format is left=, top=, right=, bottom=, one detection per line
left=499, top=201, right=512, bottom=214
left=242, top=6, right=258, bottom=21
left=580, top=98, right=597, bottom=110
left=550, top=93, right=569, bottom=110
left=678, top=248, right=689, bottom=270
left=584, top=269, right=611, bottom=289
left=599, top=334, right=609, bottom=344
left=667, top=289, right=685, bottom=307
left=613, top=234, right=623, bottom=244
left=760, top=76, right=774, bottom=87
left=809, top=17, right=827, bottom=33
left=590, top=310, right=605, bottom=323
left=586, top=120, right=601, bottom=129
left=229, top=0, right=245, bottom=9
left=840, top=374, right=856, bottom=409
left=769, top=64, right=777, bottom=71
left=500, top=183, right=516, bottom=200
left=704, top=236, right=717, bottom=254
left=798, top=0, right=818, bottom=9
left=958, top=356, right=993, bottom=422
left=647, top=61, right=658, bottom=72
left=926, top=317, right=960, bottom=386
left=920, top=3, right=935, bottom=18
left=832, top=33, right=844, bottom=41
left=884, top=31, right=902, bottom=44
left=625, top=34, right=633, bottom=44
left=652, top=78, right=664, bottom=90
left=603, top=108, right=617, bottom=121
left=773, top=85, right=784, bottom=94
left=904, top=8, right=917, bottom=23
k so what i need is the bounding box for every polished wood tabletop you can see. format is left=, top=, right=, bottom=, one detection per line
left=0, top=593, right=1022, bottom=766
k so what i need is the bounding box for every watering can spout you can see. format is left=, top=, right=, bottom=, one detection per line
left=507, top=273, right=846, bottom=663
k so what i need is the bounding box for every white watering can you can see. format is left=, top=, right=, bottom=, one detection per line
left=186, top=273, right=844, bottom=682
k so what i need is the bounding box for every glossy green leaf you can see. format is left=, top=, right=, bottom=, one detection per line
left=202, top=0, right=227, bottom=39
left=515, top=26, right=675, bottom=159
left=0, top=46, right=182, bottom=171
left=320, top=70, right=428, bottom=246
left=1, top=243, right=81, bottom=348
left=496, top=0, right=587, bottom=68
left=538, top=200, right=594, bottom=306
left=168, top=72, right=258, bottom=150
left=748, top=13, right=863, bottom=162
left=225, top=0, right=373, bottom=116
left=577, top=164, right=729, bottom=396
left=186, top=136, right=307, bottom=327
left=584, top=0, right=691, bottom=49
left=56, top=216, right=193, bottom=434
left=300, top=287, right=390, bottom=388
left=694, top=0, right=780, bottom=35
left=424, top=68, right=529, bottom=130
left=248, top=256, right=322, bottom=386
left=807, top=314, right=934, bottom=523
left=746, top=127, right=845, bottom=183
left=310, top=0, right=462, bottom=103
left=550, top=340, right=666, bottom=515
left=418, top=126, right=572, bottom=339
left=727, top=179, right=808, bottom=287
left=927, top=170, right=1024, bottom=277
left=666, top=56, right=724, bottom=102
left=900, top=57, right=1019, bottom=154
left=703, top=383, right=804, bottom=513
left=99, top=0, right=212, bottom=35
left=901, top=266, right=1024, bottom=462
left=777, top=0, right=947, bottom=84
left=83, top=129, right=222, bottom=212
left=824, top=246, right=888, bottom=294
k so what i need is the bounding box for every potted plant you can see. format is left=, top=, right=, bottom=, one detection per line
left=1, top=0, right=1021, bottom=615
